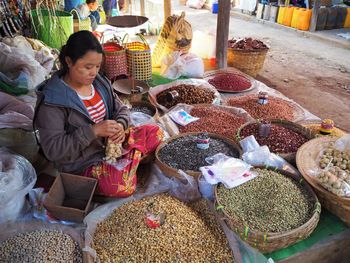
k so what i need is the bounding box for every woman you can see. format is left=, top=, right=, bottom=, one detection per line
left=34, top=31, right=163, bottom=197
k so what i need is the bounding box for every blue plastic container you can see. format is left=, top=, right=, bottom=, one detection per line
left=212, top=2, right=219, bottom=14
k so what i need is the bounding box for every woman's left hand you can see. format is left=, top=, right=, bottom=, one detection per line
left=109, top=123, right=125, bottom=144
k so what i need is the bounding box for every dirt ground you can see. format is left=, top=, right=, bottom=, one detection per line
left=169, top=3, right=350, bottom=131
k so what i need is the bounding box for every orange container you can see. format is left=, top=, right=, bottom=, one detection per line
left=297, top=9, right=312, bottom=31
left=277, top=6, right=286, bottom=24
left=345, top=8, right=350, bottom=28
left=283, top=6, right=295, bottom=27
left=291, top=8, right=302, bottom=28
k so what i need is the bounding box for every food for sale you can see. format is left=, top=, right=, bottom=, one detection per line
left=93, top=195, right=234, bottom=262
left=228, top=38, right=268, bottom=50
left=226, top=95, right=296, bottom=121
left=104, top=140, right=122, bottom=163
left=0, top=230, right=82, bottom=262
left=239, top=123, right=308, bottom=154
left=131, top=105, right=155, bottom=116
left=216, top=168, right=315, bottom=233
left=156, top=84, right=216, bottom=109
left=208, top=73, right=252, bottom=92
left=178, top=106, right=246, bottom=141
left=158, top=134, right=240, bottom=171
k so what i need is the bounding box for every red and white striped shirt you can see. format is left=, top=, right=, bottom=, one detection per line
left=79, top=86, right=106, bottom=123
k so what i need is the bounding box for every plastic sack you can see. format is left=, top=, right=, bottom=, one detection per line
left=200, top=153, right=254, bottom=188
left=130, top=112, right=156, bottom=127
left=186, top=0, right=205, bottom=9
left=0, top=148, right=37, bottom=223
left=190, top=30, right=216, bottom=59
left=334, top=134, right=350, bottom=152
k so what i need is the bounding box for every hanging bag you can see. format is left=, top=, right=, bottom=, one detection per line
left=102, top=35, right=128, bottom=82
left=124, top=34, right=152, bottom=81
left=70, top=9, right=92, bottom=32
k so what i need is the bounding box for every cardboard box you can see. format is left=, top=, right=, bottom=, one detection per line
left=44, top=173, right=97, bottom=223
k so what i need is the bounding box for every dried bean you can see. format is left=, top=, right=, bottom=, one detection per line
left=240, top=123, right=308, bottom=154
left=208, top=73, right=251, bottom=92
left=157, top=84, right=216, bottom=109
left=179, top=106, right=246, bottom=141
left=227, top=95, right=295, bottom=120
left=93, top=195, right=234, bottom=262
left=158, top=135, right=239, bottom=171
left=217, top=168, right=314, bottom=233
left=0, top=230, right=82, bottom=263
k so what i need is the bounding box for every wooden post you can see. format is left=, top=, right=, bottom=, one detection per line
left=216, top=0, right=231, bottom=69
left=310, top=0, right=321, bottom=32
left=164, top=0, right=171, bottom=21
left=140, top=0, right=145, bottom=16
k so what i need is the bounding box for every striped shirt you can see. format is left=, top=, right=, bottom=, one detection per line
left=79, top=86, right=106, bottom=123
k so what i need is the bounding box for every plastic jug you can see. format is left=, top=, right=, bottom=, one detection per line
left=345, top=8, right=350, bottom=28
left=283, top=6, right=295, bottom=27
left=297, top=9, right=312, bottom=31
left=316, top=7, right=328, bottom=30
left=291, top=8, right=302, bottom=28
left=277, top=6, right=286, bottom=24
left=269, top=5, right=279, bottom=22
left=325, top=7, right=338, bottom=30
left=336, top=7, right=347, bottom=29
left=263, top=4, right=271, bottom=20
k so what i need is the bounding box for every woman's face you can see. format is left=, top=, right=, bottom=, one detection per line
left=66, top=51, right=103, bottom=86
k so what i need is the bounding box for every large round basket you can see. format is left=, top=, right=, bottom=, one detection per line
left=237, top=119, right=314, bottom=163
left=215, top=166, right=321, bottom=253
left=227, top=48, right=268, bottom=78
left=296, top=137, right=350, bottom=226
left=155, top=132, right=242, bottom=181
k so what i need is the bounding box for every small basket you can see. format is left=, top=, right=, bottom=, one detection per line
left=155, top=132, right=242, bottom=181
left=237, top=119, right=314, bottom=163
left=215, top=166, right=321, bottom=253
left=296, top=137, right=350, bottom=226
left=227, top=48, right=268, bottom=78
left=124, top=34, right=152, bottom=81
left=71, top=9, right=92, bottom=32
left=102, top=36, right=128, bottom=82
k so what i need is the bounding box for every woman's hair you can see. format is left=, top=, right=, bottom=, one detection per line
left=59, top=30, right=103, bottom=74
left=86, top=0, right=97, bottom=4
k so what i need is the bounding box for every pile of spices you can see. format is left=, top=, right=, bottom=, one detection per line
left=228, top=38, right=268, bottom=50
left=226, top=95, right=295, bottom=120
left=208, top=73, right=252, bottom=92
left=0, top=230, right=82, bottom=262
left=179, top=106, right=246, bottom=141
left=240, top=123, right=308, bottom=153
left=157, top=84, right=216, bottom=109
left=93, top=195, right=234, bottom=262
left=158, top=134, right=239, bottom=171
left=217, top=168, right=314, bottom=233
left=131, top=105, right=155, bottom=116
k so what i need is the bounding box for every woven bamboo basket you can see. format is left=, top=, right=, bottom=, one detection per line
left=155, top=132, right=242, bottom=181
left=237, top=119, right=314, bottom=163
left=71, top=9, right=92, bottom=32
left=227, top=48, right=268, bottom=78
left=297, top=120, right=349, bottom=138
left=215, top=166, right=321, bottom=253
left=296, top=137, right=350, bottom=226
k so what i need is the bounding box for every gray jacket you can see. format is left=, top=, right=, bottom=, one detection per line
left=34, top=72, right=129, bottom=174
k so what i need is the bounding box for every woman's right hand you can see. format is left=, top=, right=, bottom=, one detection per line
left=92, top=120, right=121, bottom=138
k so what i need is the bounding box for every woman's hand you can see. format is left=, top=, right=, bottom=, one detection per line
left=109, top=123, right=125, bottom=144
left=92, top=120, right=123, bottom=138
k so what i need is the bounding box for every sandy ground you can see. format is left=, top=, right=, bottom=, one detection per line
left=160, top=3, right=350, bottom=131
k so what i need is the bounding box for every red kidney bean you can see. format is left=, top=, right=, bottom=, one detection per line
left=179, top=106, right=246, bottom=141
left=240, top=123, right=308, bottom=153
left=226, top=95, right=295, bottom=121
left=208, top=73, right=251, bottom=92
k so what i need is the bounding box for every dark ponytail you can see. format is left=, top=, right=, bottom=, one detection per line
left=59, top=30, right=103, bottom=75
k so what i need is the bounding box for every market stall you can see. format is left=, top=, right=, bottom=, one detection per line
left=0, top=1, right=349, bottom=262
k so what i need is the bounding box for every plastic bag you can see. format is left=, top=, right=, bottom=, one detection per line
left=186, top=0, right=206, bottom=9
left=190, top=30, right=216, bottom=59
left=0, top=148, right=37, bottom=223
left=130, top=112, right=156, bottom=127
left=334, top=134, right=350, bottom=152
left=168, top=109, right=199, bottom=126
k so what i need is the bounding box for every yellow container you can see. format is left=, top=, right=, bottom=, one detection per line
left=283, top=6, right=295, bottom=27
left=277, top=6, right=286, bottom=24
left=345, top=8, right=350, bottom=28
left=291, top=8, right=302, bottom=28
left=297, top=9, right=312, bottom=31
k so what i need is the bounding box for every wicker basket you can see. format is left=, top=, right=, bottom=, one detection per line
left=71, top=9, right=92, bottom=32
left=215, top=166, right=321, bottom=253
left=155, top=132, right=242, bottom=181
left=237, top=119, right=314, bottom=163
left=296, top=137, right=350, bottom=226
left=227, top=48, right=268, bottom=78
left=102, top=41, right=128, bottom=82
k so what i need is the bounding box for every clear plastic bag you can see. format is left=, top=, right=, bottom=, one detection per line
left=130, top=112, right=156, bottom=127
left=0, top=148, right=37, bottom=223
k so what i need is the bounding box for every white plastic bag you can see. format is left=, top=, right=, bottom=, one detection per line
left=334, top=134, right=350, bottom=152
left=190, top=30, right=216, bottom=59
left=186, top=0, right=205, bottom=9
left=0, top=148, right=37, bottom=223
left=130, top=112, right=156, bottom=127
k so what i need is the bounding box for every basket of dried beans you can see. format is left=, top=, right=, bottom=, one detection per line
left=237, top=119, right=314, bottom=163
left=215, top=167, right=321, bottom=252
